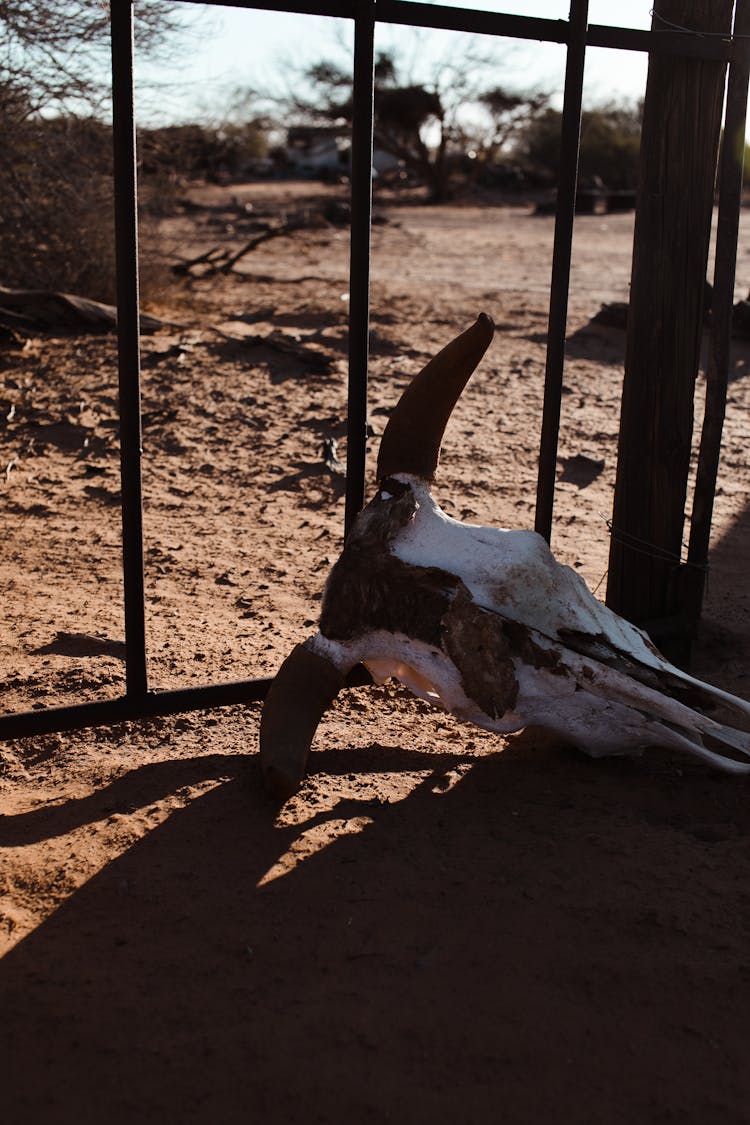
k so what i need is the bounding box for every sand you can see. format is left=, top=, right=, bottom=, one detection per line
left=1, top=181, right=749, bottom=1122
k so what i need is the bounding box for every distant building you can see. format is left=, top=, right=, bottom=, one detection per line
left=285, top=125, right=404, bottom=181
left=286, top=125, right=350, bottom=178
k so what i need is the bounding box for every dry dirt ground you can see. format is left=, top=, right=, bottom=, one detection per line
left=2, top=181, right=750, bottom=1123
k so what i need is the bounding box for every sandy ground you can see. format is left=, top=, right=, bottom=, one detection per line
left=1, top=181, right=750, bottom=1122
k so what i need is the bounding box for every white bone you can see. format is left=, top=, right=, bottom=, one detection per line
left=260, top=315, right=750, bottom=797
left=302, top=472, right=750, bottom=774
left=388, top=475, right=750, bottom=721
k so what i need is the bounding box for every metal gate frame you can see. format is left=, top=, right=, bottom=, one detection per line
left=2, top=0, right=748, bottom=741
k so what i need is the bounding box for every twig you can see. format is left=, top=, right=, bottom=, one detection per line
left=174, top=211, right=324, bottom=279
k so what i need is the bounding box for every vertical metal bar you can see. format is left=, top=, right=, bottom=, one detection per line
left=686, top=0, right=750, bottom=610
left=345, top=0, right=376, bottom=536
left=534, top=0, right=589, bottom=543
left=110, top=0, right=148, bottom=697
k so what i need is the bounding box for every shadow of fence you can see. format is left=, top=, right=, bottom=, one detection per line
left=1, top=742, right=749, bottom=1123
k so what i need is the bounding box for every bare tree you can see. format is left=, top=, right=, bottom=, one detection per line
left=0, top=1, right=193, bottom=299
left=475, top=87, right=551, bottom=168
left=258, top=34, right=549, bottom=201
left=0, top=1, right=185, bottom=117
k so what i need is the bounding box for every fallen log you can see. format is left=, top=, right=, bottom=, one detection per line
left=0, top=287, right=166, bottom=334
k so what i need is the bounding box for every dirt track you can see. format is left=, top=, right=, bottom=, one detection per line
left=1, top=182, right=750, bottom=1122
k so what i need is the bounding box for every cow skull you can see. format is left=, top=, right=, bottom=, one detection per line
left=260, top=314, right=750, bottom=799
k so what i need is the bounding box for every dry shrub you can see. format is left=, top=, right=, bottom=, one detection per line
left=1, top=113, right=170, bottom=306
left=1, top=115, right=114, bottom=300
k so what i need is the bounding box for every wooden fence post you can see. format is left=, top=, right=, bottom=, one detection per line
left=605, top=0, right=733, bottom=664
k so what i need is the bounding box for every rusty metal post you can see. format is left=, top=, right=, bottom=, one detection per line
left=534, top=0, right=588, bottom=543
left=685, top=0, right=750, bottom=623
left=345, top=0, right=376, bottom=536
left=111, top=0, right=148, bottom=697
left=605, top=0, right=733, bottom=664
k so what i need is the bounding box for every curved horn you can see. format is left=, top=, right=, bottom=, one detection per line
left=376, top=312, right=495, bottom=482
left=260, top=643, right=345, bottom=800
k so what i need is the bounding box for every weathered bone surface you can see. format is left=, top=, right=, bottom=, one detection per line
left=260, top=314, right=750, bottom=798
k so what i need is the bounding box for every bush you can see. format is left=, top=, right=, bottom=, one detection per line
left=0, top=1, right=205, bottom=303
left=0, top=112, right=255, bottom=303
left=518, top=102, right=642, bottom=191
left=138, top=121, right=269, bottom=184
left=0, top=113, right=119, bottom=302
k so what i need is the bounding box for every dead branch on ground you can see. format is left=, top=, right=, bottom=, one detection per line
left=173, top=209, right=329, bottom=279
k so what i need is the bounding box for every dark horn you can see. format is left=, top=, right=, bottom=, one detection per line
left=259, top=643, right=345, bottom=800
left=376, top=313, right=494, bottom=482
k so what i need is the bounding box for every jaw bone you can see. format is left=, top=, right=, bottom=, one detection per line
left=260, top=314, right=750, bottom=799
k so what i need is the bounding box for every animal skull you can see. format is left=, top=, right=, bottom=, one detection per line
left=260, top=314, right=750, bottom=799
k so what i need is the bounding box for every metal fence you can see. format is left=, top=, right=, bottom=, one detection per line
left=2, top=0, right=748, bottom=741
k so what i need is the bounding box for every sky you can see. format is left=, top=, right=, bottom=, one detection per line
left=135, top=1, right=654, bottom=125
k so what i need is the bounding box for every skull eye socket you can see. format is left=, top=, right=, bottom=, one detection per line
left=378, top=475, right=411, bottom=502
